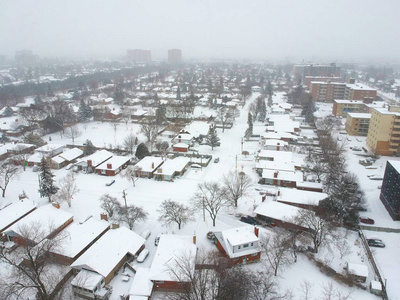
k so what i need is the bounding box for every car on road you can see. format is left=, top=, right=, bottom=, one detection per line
left=367, top=239, right=385, bottom=248
left=154, top=234, right=161, bottom=246
left=360, top=217, right=375, bottom=224
left=214, top=157, right=220, bottom=163
left=137, top=249, right=150, bottom=262
left=240, top=215, right=260, bottom=225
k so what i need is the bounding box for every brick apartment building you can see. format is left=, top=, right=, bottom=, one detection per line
left=345, top=113, right=371, bottom=136
left=294, top=63, right=341, bottom=81
left=304, top=76, right=343, bottom=88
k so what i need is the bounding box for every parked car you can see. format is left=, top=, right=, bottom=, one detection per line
left=214, top=157, right=220, bottom=163
left=106, top=180, right=115, bottom=186
left=240, top=216, right=260, bottom=225
left=140, top=230, right=151, bottom=240
left=137, top=249, right=149, bottom=263
left=367, top=239, right=385, bottom=248
left=367, top=174, right=383, bottom=180
left=154, top=234, right=161, bottom=246
left=360, top=217, right=375, bottom=224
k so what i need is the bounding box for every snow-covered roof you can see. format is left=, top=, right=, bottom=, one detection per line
left=0, top=200, right=37, bottom=232
left=255, top=200, right=311, bottom=221
left=275, top=187, right=328, bottom=206
left=53, top=218, right=109, bottom=259
left=346, top=113, right=371, bottom=119
left=27, top=152, right=44, bottom=163
left=214, top=226, right=260, bottom=258
left=333, top=99, right=364, bottom=104
left=59, top=147, right=84, bottom=161
left=35, top=143, right=64, bottom=153
left=135, top=156, right=164, bottom=173
left=96, top=155, right=130, bottom=171
left=84, top=149, right=114, bottom=167
left=258, top=150, right=292, bottom=160
left=71, top=227, right=145, bottom=278
left=150, top=235, right=197, bottom=282
left=296, top=181, right=323, bottom=190
left=347, top=262, right=368, bottom=277
left=52, top=155, right=65, bottom=164
left=256, top=160, right=295, bottom=172
left=261, top=169, right=303, bottom=182
left=173, top=142, right=189, bottom=148
left=5, top=204, right=73, bottom=242
left=155, top=157, right=190, bottom=176
left=128, top=267, right=154, bottom=297
left=71, top=269, right=104, bottom=290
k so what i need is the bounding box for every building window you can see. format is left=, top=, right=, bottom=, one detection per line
left=243, top=244, right=249, bottom=248
left=238, top=245, right=241, bottom=249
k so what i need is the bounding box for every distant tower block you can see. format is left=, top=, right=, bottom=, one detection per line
left=168, top=49, right=182, bottom=63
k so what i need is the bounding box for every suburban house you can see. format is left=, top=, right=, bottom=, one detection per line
left=171, top=131, right=194, bottom=146
left=273, top=187, right=328, bottom=210
left=45, top=216, right=110, bottom=265
left=95, top=155, right=130, bottom=176
left=150, top=234, right=197, bottom=292
left=0, top=200, right=37, bottom=234
left=213, top=226, right=261, bottom=265
left=51, top=147, right=84, bottom=169
left=134, top=156, right=164, bottom=178
left=74, top=149, right=114, bottom=173
left=35, top=143, right=65, bottom=157
left=259, top=169, right=303, bottom=188
left=153, top=157, right=190, bottom=181
left=7, top=143, right=36, bottom=155
left=71, top=226, right=146, bottom=298
left=254, top=199, right=311, bottom=231
left=172, top=142, right=189, bottom=152
left=26, top=152, right=45, bottom=167
left=255, top=159, right=295, bottom=175
left=257, top=150, right=292, bottom=162
left=3, top=203, right=73, bottom=246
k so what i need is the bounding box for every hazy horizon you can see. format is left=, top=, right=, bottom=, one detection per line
left=1, top=0, right=399, bottom=63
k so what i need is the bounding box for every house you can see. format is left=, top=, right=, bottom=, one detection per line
left=255, top=159, right=295, bottom=175
left=52, top=147, right=84, bottom=169
left=3, top=204, right=73, bottom=246
left=172, top=142, right=189, bottom=153
left=257, top=150, right=292, bottom=161
left=0, top=106, right=14, bottom=117
left=0, top=200, right=37, bottom=234
left=262, top=139, right=289, bottom=150
left=213, top=226, right=261, bottom=265
left=74, top=149, right=114, bottom=173
left=254, top=200, right=311, bottom=231
left=172, top=131, right=194, bottom=146
left=26, top=152, right=45, bottom=167
left=128, top=268, right=154, bottom=300
left=259, top=169, right=303, bottom=188
left=273, top=187, right=328, bottom=210
left=71, top=225, right=146, bottom=298
left=150, top=234, right=197, bottom=292
left=35, top=143, right=65, bottom=157
left=45, top=216, right=110, bottom=265
left=95, top=155, right=130, bottom=176
left=134, top=156, right=164, bottom=178
left=153, top=157, right=190, bottom=181
left=346, top=262, right=368, bottom=283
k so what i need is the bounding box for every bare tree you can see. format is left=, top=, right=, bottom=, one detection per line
left=260, top=232, right=291, bottom=276
left=295, top=209, right=333, bottom=253
left=118, top=204, right=148, bottom=229
left=123, top=133, right=136, bottom=154
left=10, top=145, right=31, bottom=171
left=248, top=270, right=292, bottom=300
left=56, top=171, right=79, bottom=207
left=0, top=222, right=67, bottom=300
left=99, top=194, right=120, bottom=218
left=120, top=165, right=141, bottom=187
left=64, top=125, right=82, bottom=144
left=0, top=160, right=22, bottom=197
left=222, top=170, right=252, bottom=208
left=298, top=280, right=314, bottom=300
left=217, top=108, right=233, bottom=133
left=157, top=199, right=195, bottom=230
left=191, top=181, right=227, bottom=227
left=140, top=120, right=160, bottom=152
left=120, top=107, right=132, bottom=125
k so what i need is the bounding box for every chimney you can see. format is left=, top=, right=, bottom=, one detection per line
left=107, top=163, right=112, bottom=169
left=274, top=171, right=278, bottom=178
left=112, top=222, right=120, bottom=229
left=254, top=226, right=259, bottom=237
left=277, top=189, right=281, bottom=197
left=262, top=195, right=266, bottom=202
left=152, top=162, right=154, bottom=168
left=100, top=213, right=108, bottom=221
left=52, top=202, right=60, bottom=209
left=193, top=235, right=196, bottom=244
left=88, top=160, right=92, bottom=167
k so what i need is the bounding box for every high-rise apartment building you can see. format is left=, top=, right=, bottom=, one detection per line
left=127, top=49, right=152, bottom=62
left=304, top=76, right=342, bottom=89
left=168, top=49, right=182, bottom=63
left=380, top=160, right=400, bottom=220
left=310, top=81, right=376, bottom=103
left=294, top=63, right=341, bottom=81
left=345, top=113, right=371, bottom=136
left=366, top=106, right=400, bottom=155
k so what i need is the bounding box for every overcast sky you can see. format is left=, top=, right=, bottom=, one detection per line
left=1, top=0, right=399, bottom=63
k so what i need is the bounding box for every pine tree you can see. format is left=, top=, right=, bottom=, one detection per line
left=176, top=86, right=181, bottom=100
left=258, top=97, right=267, bottom=122
left=244, top=112, right=253, bottom=139
left=83, top=139, right=97, bottom=156
left=38, top=157, right=59, bottom=202
left=78, top=99, right=93, bottom=122
left=206, top=125, right=220, bottom=150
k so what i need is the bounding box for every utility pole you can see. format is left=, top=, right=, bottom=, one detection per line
left=203, top=196, right=206, bottom=222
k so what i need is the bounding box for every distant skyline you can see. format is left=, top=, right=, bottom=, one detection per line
left=1, top=0, right=399, bottom=63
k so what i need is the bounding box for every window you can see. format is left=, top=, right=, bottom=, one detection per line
left=238, top=245, right=241, bottom=249
left=251, top=242, right=254, bottom=246
left=243, top=244, right=249, bottom=248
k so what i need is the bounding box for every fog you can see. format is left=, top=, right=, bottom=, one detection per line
left=1, top=0, right=399, bottom=62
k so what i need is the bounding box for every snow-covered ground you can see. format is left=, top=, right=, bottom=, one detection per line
left=1, top=92, right=400, bottom=299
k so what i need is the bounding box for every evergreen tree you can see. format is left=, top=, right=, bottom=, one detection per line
left=244, top=112, right=253, bottom=139
left=113, top=86, right=125, bottom=105
left=258, top=97, right=267, bottom=122
left=38, top=157, right=59, bottom=202
left=136, top=143, right=150, bottom=159
left=206, top=125, right=220, bottom=150
left=83, top=139, right=97, bottom=156
left=266, top=80, right=273, bottom=97
left=176, top=86, right=181, bottom=100
left=78, top=99, right=93, bottom=122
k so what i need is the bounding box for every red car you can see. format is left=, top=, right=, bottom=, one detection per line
left=360, top=217, right=374, bottom=224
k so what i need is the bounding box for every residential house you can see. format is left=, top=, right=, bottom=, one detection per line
left=172, top=131, right=194, bottom=146
left=0, top=200, right=37, bottom=234
left=134, top=156, right=164, bottom=178
left=213, top=226, right=261, bottom=265
left=0, top=106, right=14, bottom=117
left=153, top=157, right=190, bottom=181
left=150, top=235, right=197, bottom=292
left=3, top=204, right=73, bottom=246
left=128, top=268, right=154, bottom=300
left=259, top=169, right=303, bottom=188
left=74, top=149, right=114, bottom=173
left=51, top=147, right=84, bottom=169
left=273, top=187, right=327, bottom=210
left=35, top=143, right=65, bottom=157
left=172, top=142, right=189, bottom=152
left=95, top=155, right=130, bottom=176
left=71, top=226, right=146, bottom=298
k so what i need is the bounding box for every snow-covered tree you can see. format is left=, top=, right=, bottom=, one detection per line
left=205, top=125, right=220, bottom=150
left=56, top=171, right=79, bottom=207
left=157, top=199, right=194, bottom=230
